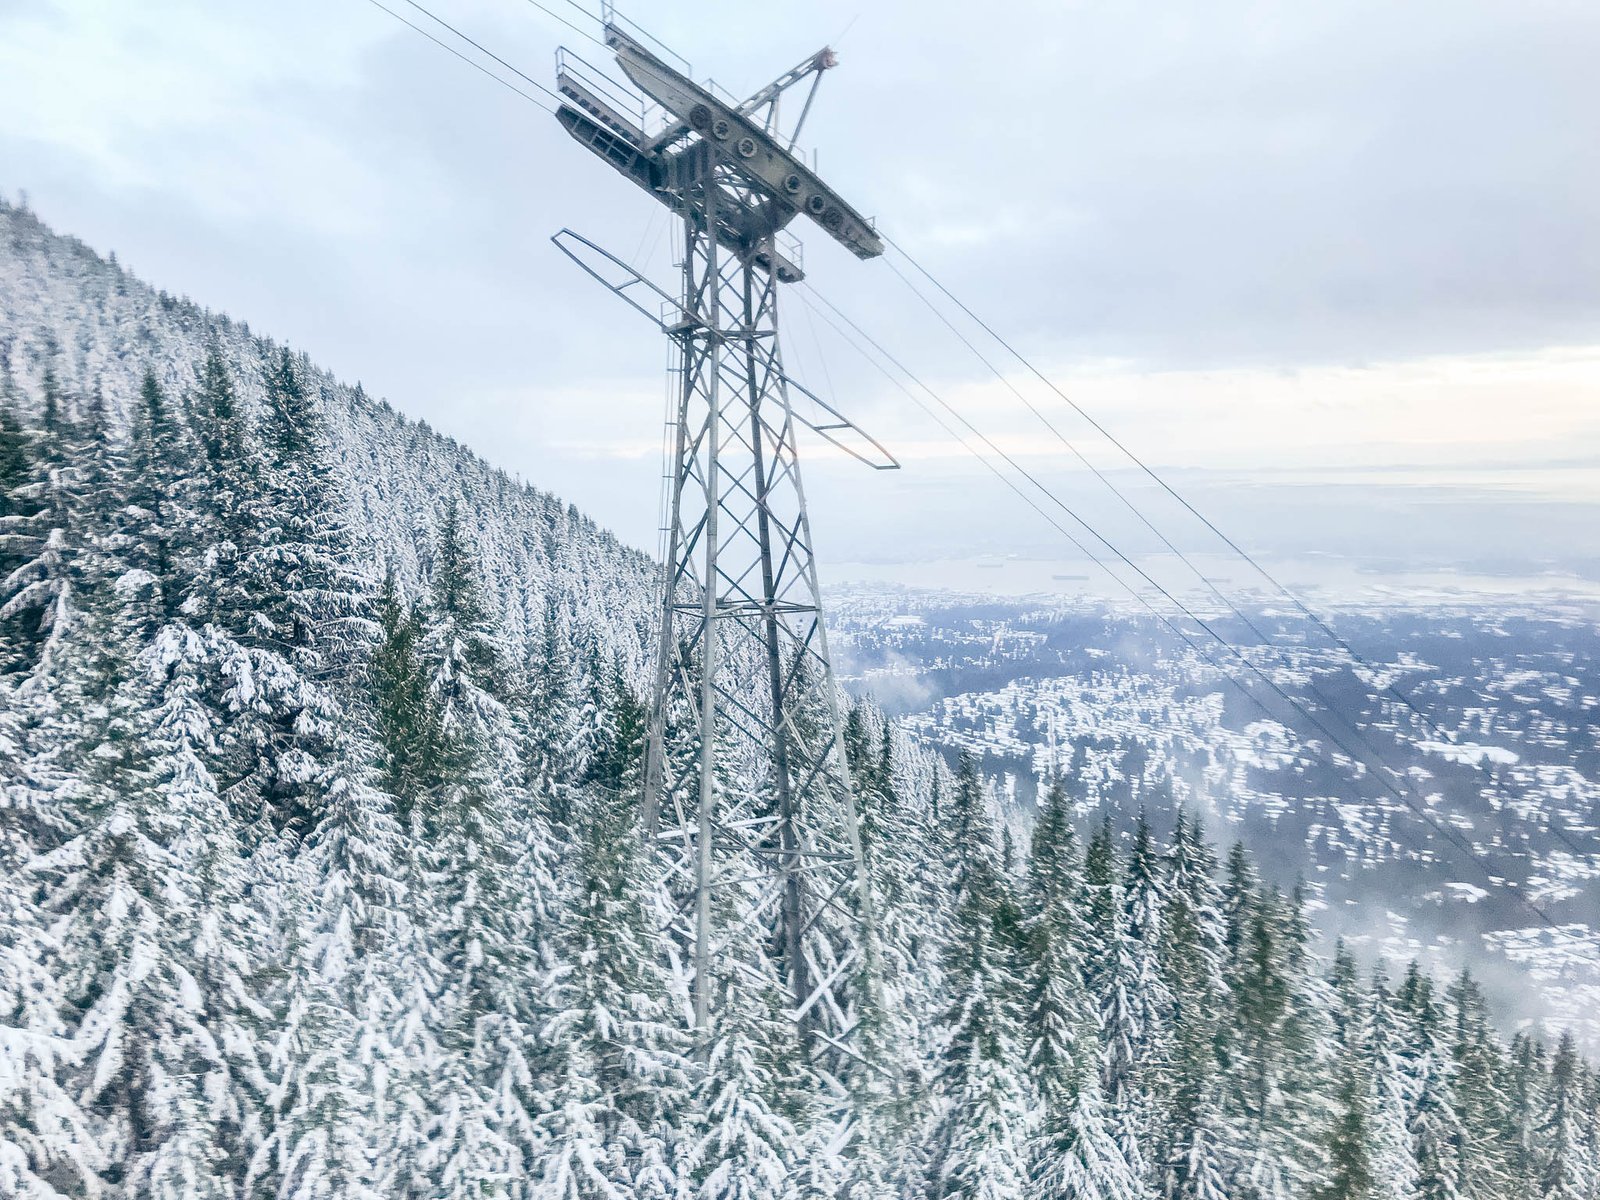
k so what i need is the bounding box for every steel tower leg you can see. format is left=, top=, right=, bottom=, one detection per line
left=690, top=154, right=722, bottom=1036
left=742, top=242, right=811, bottom=1024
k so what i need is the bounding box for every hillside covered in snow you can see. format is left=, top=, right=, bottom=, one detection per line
left=3, top=196, right=1598, bottom=1200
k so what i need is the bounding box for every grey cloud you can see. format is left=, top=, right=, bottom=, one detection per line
left=4, top=0, right=1597, bottom=576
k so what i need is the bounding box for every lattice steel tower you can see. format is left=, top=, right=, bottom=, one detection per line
left=551, top=16, right=895, bottom=1054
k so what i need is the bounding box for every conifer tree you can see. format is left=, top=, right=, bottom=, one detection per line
left=1317, top=952, right=1375, bottom=1200
left=689, top=961, right=803, bottom=1200
left=0, top=398, right=29, bottom=513
left=1231, top=884, right=1333, bottom=1199
left=195, top=345, right=248, bottom=478
left=125, top=370, right=199, bottom=616
left=1022, top=782, right=1139, bottom=1199
left=40, top=569, right=236, bottom=1197
left=841, top=708, right=935, bottom=1199
left=216, top=347, right=364, bottom=839
left=0, top=368, right=82, bottom=676
left=248, top=761, right=406, bottom=1200
left=1155, top=812, right=1230, bottom=1200
left=189, top=345, right=253, bottom=626
left=1084, top=815, right=1156, bottom=1188
left=0, top=396, right=35, bottom=674
left=412, top=498, right=555, bottom=1196
left=1581, top=1065, right=1600, bottom=1200
left=1318, top=1064, right=1375, bottom=1200
left=1365, top=966, right=1419, bottom=1200
left=1221, top=841, right=1256, bottom=987
left=1503, top=1033, right=1547, bottom=1196
left=1024, top=781, right=1089, bottom=1108
left=1400, top=965, right=1464, bottom=1200
left=537, top=681, right=690, bottom=1200
left=186, top=349, right=391, bottom=1187
left=1445, top=970, right=1513, bottom=1199
left=1235, top=887, right=1290, bottom=1120
left=0, top=570, right=102, bottom=1194
left=1, top=402, right=98, bottom=1192
left=523, top=594, right=580, bottom=824
left=929, top=754, right=1030, bottom=1200
left=370, top=570, right=431, bottom=815
left=1, top=375, right=128, bottom=774
left=1538, top=1032, right=1592, bottom=1200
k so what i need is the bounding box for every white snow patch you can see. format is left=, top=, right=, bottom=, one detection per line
left=1418, top=740, right=1519, bottom=766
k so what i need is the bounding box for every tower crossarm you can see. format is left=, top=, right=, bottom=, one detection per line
left=551, top=228, right=898, bottom=469
left=604, top=24, right=883, bottom=260
left=554, top=106, right=660, bottom=195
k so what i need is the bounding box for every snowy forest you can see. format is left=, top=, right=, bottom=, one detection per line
left=3, top=195, right=1599, bottom=1200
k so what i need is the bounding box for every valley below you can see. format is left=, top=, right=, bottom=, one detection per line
left=832, top=582, right=1600, bottom=1045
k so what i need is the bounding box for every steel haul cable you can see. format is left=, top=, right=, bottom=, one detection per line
left=523, top=0, right=607, bottom=49
left=361, top=0, right=557, bottom=114
left=393, top=0, right=567, bottom=107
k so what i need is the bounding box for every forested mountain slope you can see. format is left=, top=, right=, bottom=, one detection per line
left=0, top=197, right=659, bottom=678
left=2, top=196, right=1597, bottom=1200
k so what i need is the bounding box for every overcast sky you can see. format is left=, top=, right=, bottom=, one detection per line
left=3, top=0, right=1598, bottom=591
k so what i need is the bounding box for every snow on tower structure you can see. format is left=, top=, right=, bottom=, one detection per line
left=550, top=13, right=896, bottom=1058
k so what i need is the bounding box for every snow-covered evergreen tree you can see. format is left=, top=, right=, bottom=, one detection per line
left=1442, top=969, right=1517, bottom=1200
left=928, top=754, right=1031, bottom=1200
left=39, top=566, right=234, bottom=1198
left=537, top=677, right=691, bottom=1200
left=1084, top=814, right=1156, bottom=1190
left=689, top=956, right=804, bottom=1200
left=1365, top=966, right=1420, bottom=1200
left=1539, top=1032, right=1593, bottom=1200
left=1400, top=964, right=1465, bottom=1200
left=1120, top=808, right=1176, bottom=1146
left=1315, top=944, right=1374, bottom=1200
left=1022, top=781, right=1140, bottom=1199
left=370, top=570, right=432, bottom=816
left=408, top=498, right=554, bottom=1196
left=1, top=366, right=84, bottom=678
left=1155, top=812, right=1230, bottom=1200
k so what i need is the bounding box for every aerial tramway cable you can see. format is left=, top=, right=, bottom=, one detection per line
left=802, top=276, right=1427, bottom=792
left=392, top=0, right=569, bottom=109
left=520, top=0, right=609, bottom=50
left=361, top=0, right=559, bottom=114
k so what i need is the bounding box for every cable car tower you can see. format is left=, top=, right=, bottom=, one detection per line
left=550, top=13, right=895, bottom=1058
